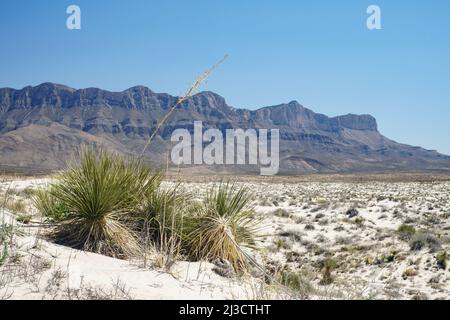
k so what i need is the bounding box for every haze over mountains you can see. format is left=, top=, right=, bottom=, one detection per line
left=1, top=82, right=449, bottom=175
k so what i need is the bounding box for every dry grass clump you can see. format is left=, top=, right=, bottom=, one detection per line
left=2, top=199, right=25, bottom=214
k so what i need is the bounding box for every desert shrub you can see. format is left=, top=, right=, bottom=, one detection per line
left=320, top=258, right=337, bottom=285
left=354, top=217, right=365, bottom=226
left=278, top=229, right=302, bottom=241
left=402, top=268, right=418, bottom=279
left=37, top=149, right=159, bottom=258
left=136, top=183, right=190, bottom=241
left=16, top=214, right=32, bottom=224
left=314, top=213, right=325, bottom=220
left=275, top=239, right=286, bottom=250
left=33, top=151, right=263, bottom=268
left=273, top=208, right=290, bottom=218
left=3, top=198, right=25, bottom=213
left=0, top=224, right=18, bottom=267
left=136, top=183, right=195, bottom=267
left=436, top=251, right=448, bottom=270
left=20, top=187, right=36, bottom=198
left=187, top=183, right=261, bottom=271
left=397, top=224, right=416, bottom=241
left=0, top=224, right=16, bottom=243
left=409, top=232, right=442, bottom=252
left=279, top=270, right=314, bottom=295
left=409, top=233, right=427, bottom=251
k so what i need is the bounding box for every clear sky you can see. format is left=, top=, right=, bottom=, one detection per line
left=1, top=0, right=449, bottom=154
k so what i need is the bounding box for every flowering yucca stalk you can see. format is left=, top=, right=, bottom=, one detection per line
left=188, top=183, right=260, bottom=271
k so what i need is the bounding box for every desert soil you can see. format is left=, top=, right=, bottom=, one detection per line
left=1, top=176, right=450, bottom=300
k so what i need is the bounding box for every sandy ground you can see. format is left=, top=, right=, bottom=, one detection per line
left=2, top=177, right=450, bottom=300
left=1, top=235, right=259, bottom=300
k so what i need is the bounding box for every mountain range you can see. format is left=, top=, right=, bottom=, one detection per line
left=1, top=82, right=449, bottom=175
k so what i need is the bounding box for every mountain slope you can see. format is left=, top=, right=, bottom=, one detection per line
left=1, top=83, right=449, bottom=174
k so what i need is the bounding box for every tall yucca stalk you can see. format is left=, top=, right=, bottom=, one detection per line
left=188, top=183, right=260, bottom=271
left=46, top=148, right=159, bottom=258
left=139, top=55, right=228, bottom=159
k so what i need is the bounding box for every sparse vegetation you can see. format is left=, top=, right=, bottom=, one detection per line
left=16, top=214, right=32, bottom=224
left=279, top=269, right=314, bottom=295
left=32, top=150, right=262, bottom=272
left=273, top=208, right=290, bottom=218
left=33, top=189, right=68, bottom=222
left=436, top=251, right=448, bottom=270
left=3, top=170, right=450, bottom=300
left=320, top=258, right=337, bottom=285
left=402, top=268, right=418, bottom=279
left=409, top=233, right=442, bottom=252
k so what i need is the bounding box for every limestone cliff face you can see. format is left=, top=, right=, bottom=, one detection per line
left=0, top=83, right=449, bottom=174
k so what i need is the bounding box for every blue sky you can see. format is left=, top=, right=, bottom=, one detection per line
left=1, top=0, right=449, bottom=154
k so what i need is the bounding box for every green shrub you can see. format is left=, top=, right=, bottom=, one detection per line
left=320, top=258, right=337, bottom=285
left=136, top=183, right=193, bottom=264
left=0, top=224, right=18, bottom=267
left=187, top=183, right=261, bottom=271
left=0, top=243, right=8, bottom=266
left=16, top=214, right=32, bottom=224
left=279, top=270, right=313, bottom=295
left=136, top=183, right=192, bottom=241
left=273, top=208, right=290, bottom=218
left=436, top=251, right=448, bottom=270
left=397, top=224, right=416, bottom=240
left=37, top=148, right=159, bottom=258
left=33, top=188, right=68, bottom=222
left=32, top=151, right=263, bottom=268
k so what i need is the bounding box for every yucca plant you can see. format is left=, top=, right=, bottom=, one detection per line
left=137, top=185, right=194, bottom=268
left=40, top=148, right=159, bottom=258
left=137, top=185, right=191, bottom=240
left=187, top=183, right=260, bottom=271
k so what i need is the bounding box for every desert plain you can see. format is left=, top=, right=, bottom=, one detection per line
left=1, top=174, right=450, bottom=300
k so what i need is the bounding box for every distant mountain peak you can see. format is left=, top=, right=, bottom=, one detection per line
left=0, top=82, right=449, bottom=174
left=124, top=85, right=155, bottom=94
left=33, top=82, right=75, bottom=92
